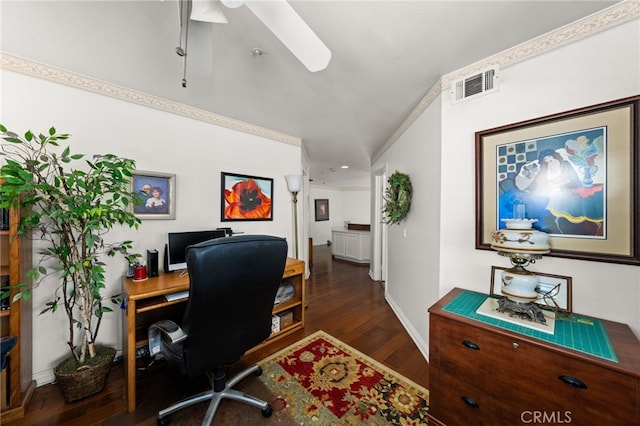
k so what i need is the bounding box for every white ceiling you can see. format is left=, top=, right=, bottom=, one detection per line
left=0, top=0, right=619, bottom=187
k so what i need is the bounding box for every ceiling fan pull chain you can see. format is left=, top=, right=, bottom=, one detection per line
left=176, top=0, right=190, bottom=87
left=182, top=16, right=189, bottom=88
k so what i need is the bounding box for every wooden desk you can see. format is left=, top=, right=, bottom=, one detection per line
left=122, top=257, right=305, bottom=412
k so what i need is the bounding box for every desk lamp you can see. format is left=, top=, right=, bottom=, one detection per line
left=490, top=204, right=550, bottom=323
left=285, top=175, right=302, bottom=259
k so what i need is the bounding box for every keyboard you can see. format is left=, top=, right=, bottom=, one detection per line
left=165, top=290, right=189, bottom=302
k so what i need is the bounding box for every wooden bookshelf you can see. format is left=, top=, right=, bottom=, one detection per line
left=0, top=182, right=35, bottom=421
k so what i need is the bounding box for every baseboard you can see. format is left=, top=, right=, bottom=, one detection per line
left=0, top=380, right=36, bottom=422
left=385, top=294, right=430, bottom=362
left=33, top=369, right=55, bottom=386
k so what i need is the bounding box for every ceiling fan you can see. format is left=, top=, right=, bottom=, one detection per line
left=179, top=0, right=331, bottom=77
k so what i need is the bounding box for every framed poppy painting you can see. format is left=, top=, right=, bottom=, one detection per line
left=221, top=172, right=274, bottom=221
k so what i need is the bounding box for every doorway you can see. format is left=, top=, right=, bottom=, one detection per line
left=371, top=166, right=387, bottom=283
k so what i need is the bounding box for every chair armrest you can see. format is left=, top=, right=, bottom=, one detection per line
left=148, top=320, right=187, bottom=356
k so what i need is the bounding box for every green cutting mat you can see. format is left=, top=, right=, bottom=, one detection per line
left=443, top=290, right=618, bottom=362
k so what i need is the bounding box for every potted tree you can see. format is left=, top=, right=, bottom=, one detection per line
left=0, top=124, right=141, bottom=402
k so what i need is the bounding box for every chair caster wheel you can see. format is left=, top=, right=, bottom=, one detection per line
left=158, top=416, right=170, bottom=425
left=262, top=404, right=273, bottom=417
left=254, top=366, right=263, bottom=377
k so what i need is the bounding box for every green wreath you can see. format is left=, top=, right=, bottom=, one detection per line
left=383, top=171, right=412, bottom=225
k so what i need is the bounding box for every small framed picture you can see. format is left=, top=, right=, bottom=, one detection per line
left=490, top=266, right=572, bottom=313
left=221, top=172, right=273, bottom=221
left=131, top=171, right=176, bottom=220
left=315, top=199, right=329, bottom=221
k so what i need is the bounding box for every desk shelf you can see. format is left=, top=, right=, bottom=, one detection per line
left=136, top=296, right=188, bottom=314
left=274, top=321, right=302, bottom=337
left=273, top=299, right=302, bottom=315
left=122, top=257, right=305, bottom=412
left=265, top=259, right=305, bottom=344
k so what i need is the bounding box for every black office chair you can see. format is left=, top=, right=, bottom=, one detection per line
left=148, top=234, right=288, bottom=425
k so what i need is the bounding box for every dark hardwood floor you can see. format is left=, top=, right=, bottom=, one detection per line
left=7, top=245, right=429, bottom=425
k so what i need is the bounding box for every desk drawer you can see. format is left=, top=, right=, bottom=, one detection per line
left=432, top=313, right=544, bottom=382
left=531, top=354, right=639, bottom=424
left=430, top=369, right=526, bottom=426
left=430, top=313, right=640, bottom=425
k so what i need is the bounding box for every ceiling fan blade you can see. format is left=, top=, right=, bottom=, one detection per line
left=191, top=0, right=228, bottom=23
left=221, top=0, right=331, bottom=72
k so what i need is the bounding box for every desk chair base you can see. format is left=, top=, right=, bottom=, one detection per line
left=157, top=364, right=272, bottom=426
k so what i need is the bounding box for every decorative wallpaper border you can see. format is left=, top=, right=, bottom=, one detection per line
left=0, top=53, right=301, bottom=147
left=374, top=0, right=639, bottom=163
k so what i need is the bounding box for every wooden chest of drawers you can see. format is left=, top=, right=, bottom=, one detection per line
left=428, top=288, right=640, bottom=426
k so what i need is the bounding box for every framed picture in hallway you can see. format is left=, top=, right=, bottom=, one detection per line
left=475, top=95, right=640, bottom=265
left=221, top=172, right=273, bottom=221
left=315, top=199, right=329, bottom=221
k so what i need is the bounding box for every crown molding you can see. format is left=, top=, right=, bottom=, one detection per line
left=0, top=53, right=301, bottom=147
left=442, top=0, right=639, bottom=88
left=374, top=0, right=639, bottom=164
left=372, top=80, right=441, bottom=164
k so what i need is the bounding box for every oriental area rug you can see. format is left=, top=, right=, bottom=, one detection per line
left=142, top=330, right=429, bottom=425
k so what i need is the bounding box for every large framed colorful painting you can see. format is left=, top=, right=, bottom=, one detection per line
left=221, top=172, right=274, bottom=221
left=475, top=96, right=639, bottom=265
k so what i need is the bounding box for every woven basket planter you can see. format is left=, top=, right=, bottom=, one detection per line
left=54, top=346, right=116, bottom=403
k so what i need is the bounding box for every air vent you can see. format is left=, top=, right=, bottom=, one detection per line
left=451, top=67, right=499, bottom=103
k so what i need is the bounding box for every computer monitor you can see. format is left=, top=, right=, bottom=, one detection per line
left=166, top=230, right=226, bottom=273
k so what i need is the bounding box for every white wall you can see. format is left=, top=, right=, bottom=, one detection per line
left=440, top=18, right=640, bottom=335
left=308, top=185, right=342, bottom=245
left=372, top=95, right=442, bottom=359
left=341, top=189, right=371, bottom=225
left=373, top=16, right=640, bottom=359
left=2, top=69, right=303, bottom=384
left=308, top=185, right=370, bottom=245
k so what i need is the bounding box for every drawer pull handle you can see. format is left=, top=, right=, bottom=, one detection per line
left=558, top=375, right=587, bottom=389
left=461, top=396, right=479, bottom=408
left=462, top=340, right=480, bottom=350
